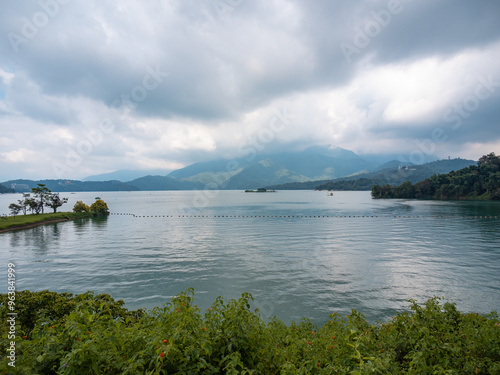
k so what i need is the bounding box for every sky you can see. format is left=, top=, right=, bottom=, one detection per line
left=1, top=0, right=499, bottom=181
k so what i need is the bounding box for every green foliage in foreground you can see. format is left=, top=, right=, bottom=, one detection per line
left=1, top=290, right=499, bottom=374
left=0, top=212, right=94, bottom=231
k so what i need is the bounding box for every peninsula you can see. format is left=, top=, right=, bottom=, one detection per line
left=371, top=152, right=500, bottom=200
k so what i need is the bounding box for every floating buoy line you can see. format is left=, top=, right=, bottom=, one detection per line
left=109, top=213, right=499, bottom=220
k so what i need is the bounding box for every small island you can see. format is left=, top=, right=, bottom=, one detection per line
left=244, top=188, right=277, bottom=193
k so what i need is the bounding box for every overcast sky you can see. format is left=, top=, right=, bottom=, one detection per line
left=1, top=0, right=499, bottom=180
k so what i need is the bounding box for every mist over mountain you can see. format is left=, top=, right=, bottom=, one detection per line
left=126, top=176, right=204, bottom=191
left=1, top=179, right=139, bottom=193
left=1, top=146, right=467, bottom=193
left=166, top=146, right=377, bottom=190
left=83, top=169, right=172, bottom=182
left=268, top=158, right=477, bottom=191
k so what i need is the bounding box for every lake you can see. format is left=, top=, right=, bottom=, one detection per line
left=1, top=190, right=499, bottom=325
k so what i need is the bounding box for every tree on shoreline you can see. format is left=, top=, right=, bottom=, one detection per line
left=73, top=201, right=90, bottom=213
left=31, top=184, right=51, bottom=214
left=46, top=193, right=69, bottom=213
left=73, top=199, right=110, bottom=215
left=8, top=203, right=22, bottom=217
left=26, top=195, right=43, bottom=214
left=19, top=193, right=30, bottom=215
left=7, top=186, right=69, bottom=215
left=90, top=199, right=109, bottom=215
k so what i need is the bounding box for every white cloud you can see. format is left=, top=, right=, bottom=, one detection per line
left=0, top=0, right=499, bottom=180
left=1, top=148, right=35, bottom=163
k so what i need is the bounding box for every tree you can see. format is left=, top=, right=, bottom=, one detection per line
left=16, top=193, right=31, bottom=215
left=395, top=181, right=416, bottom=198
left=414, top=179, right=434, bottom=199
left=73, top=201, right=90, bottom=213
left=31, top=184, right=51, bottom=214
left=46, top=193, right=69, bottom=213
left=375, top=152, right=500, bottom=200
left=8, top=203, right=22, bottom=217
left=478, top=152, right=499, bottom=167
left=90, top=199, right=109, bottom=215
left=371, top=185, right=382, bottom=198
left=26, top=197, right=43, bottom=214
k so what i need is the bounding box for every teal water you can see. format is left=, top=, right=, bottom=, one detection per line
left=1, top=190, right=499, bottom=324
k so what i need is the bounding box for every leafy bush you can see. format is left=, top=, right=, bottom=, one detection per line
left=72, top=201, right=90, bottom=213
left=1, top=291, right=498, bottom=374
left=89, top=199, right=109, bottom=215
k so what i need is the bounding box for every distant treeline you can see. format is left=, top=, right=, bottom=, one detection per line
left=316, top=178, right=382, bottom=191
left=1, top=179, right=140, bottom=193
left=371, top=152, right=500, bottom=200
left=0, top=184, right=15, bottom=194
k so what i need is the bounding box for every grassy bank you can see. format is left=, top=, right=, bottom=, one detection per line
left=0, top=212, right=94, bottom=232
left=1, top=289, right=499, bottom=374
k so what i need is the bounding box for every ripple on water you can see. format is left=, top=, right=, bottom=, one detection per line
left=1, top=191, right=499, bottom=324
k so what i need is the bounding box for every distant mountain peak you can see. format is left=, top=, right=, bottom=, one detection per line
left=302, top=145, right=362, bottom=160
left=258, top=159, right=274, bottom=167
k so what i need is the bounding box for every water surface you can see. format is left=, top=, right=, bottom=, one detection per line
left=1, top=191, right=499, bottom=324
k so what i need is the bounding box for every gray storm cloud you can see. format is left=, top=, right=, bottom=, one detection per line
left=0, top=0, right=499, bottom=179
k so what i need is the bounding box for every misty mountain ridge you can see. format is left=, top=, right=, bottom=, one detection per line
left=1, top=179, right=140, bottom=193
left=268, top=158, right=477, bottom=191
left=82, top=169, right=172, bottom=182
left=166, top=146, right=378, bottom=189
left=2, top=146, right=462, bottom=192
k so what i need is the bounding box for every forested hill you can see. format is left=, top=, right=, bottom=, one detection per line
left=270, top=158, right=476, bottom=191
left=0, top=184, right=15, bottom=194
left=371, top=152, right=500, bottom=200
left=1, top=179, right=139, bottom=193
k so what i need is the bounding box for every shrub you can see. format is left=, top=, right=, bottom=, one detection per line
left=0, top=291, right=498, bottom=374
left=72, top=201, right=90, bottom=213
left=89, top=199, right=109, bottom=215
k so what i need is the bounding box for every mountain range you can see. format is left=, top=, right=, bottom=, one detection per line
left=0, top=146, right=476, bottom=193
left=82, top=169, right=172, bottom=182
left=268, top=158, right=477, bottom=191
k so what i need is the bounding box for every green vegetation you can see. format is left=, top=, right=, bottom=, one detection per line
left=0, top=212, right=93, bottom=231
left=372, top=152, right=500, bottom=200
left=8, top=184, right=68, bottom=216
left=316, top=178, right=384, bottom=191
left=71, top=199, right=109, bottom=215
left=264, top=158, right=475, bottom=191
left=1, top=197, right=109, bottom=232
left=1, top=289, right=499, bottom=374
left=314, top=158, right=476, bottom=191
left=72, top=201, right=91, bottom=213
left=89, top=199, right=110, bottom=214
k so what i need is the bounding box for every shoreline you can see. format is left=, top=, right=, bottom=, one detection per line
left=0, top=212, right=96, bottom=234
left=0, top=218, right=71, bottom=234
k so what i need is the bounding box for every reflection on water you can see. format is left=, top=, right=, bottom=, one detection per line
left=0, top=191, right=499, bottom=324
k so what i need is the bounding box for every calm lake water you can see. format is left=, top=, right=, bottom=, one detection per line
left=1, top=190, right=499, bottom=325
